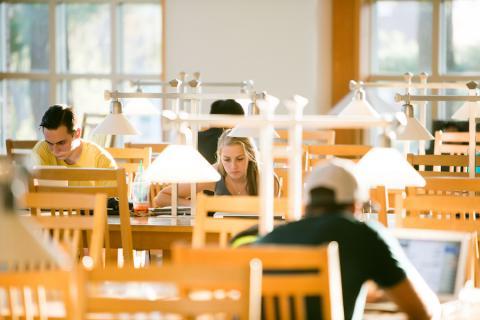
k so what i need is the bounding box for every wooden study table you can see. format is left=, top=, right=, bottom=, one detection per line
left=108, top=215, right=220, bottom=251
left=108, top=215, right=193, bottom=251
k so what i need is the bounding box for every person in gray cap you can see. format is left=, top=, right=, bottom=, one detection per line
left=257, top=158, right=440, bottom=320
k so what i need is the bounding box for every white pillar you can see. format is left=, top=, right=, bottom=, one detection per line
left=285, top=95, right=307, bottom=221
left=258, top=95, right=279, bottom=235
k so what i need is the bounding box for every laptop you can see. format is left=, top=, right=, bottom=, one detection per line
left=365, top=228, right=472, bottom=312
left=391, top=228, right=471, bottom=302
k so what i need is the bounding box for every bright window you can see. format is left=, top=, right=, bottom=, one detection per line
left=369, top=0, right=480, bottom=125
left=0, top=0, right=164, bottom=151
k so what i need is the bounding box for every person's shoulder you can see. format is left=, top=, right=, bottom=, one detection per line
left=82, top=140, right=117, bottom=168
left=256, top=218, right=310, bottom=243
left=32, top=141, right=55, bottom=165
left=32, top=140, right=48, bottom=153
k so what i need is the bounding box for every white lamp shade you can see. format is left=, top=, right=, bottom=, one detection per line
left=338, top=97, right=380, bottom=118
left=92, top=113, right=140, bottom=135
left=329, top=89, right=397, bottom=116
left=451, top=101, right=480, bottom=120
left=356, top=147, right=426, bottom=189
left=228, top=125, right=280, bottom=138
left=124, top=98, right=159, bottom=115
left=396, top=117, right=434, bottom=140
left=146, top=145, right=221, bottom=183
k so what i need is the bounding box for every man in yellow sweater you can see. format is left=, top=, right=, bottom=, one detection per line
left=33, top=105, right=116, bottom=169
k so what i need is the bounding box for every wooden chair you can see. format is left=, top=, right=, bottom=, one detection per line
left=105, top=146, right=152, bottom=195
left=275, top=129, right=335, bottom=145
left=434, top=130, right=480, bottom=155
left=5, top=139, right=37, bottom=163
left=399, top=194, right=480, bottom=286
left=406, top=153, right=480, bottom=177
left=124, top=142, right=169, bottom=156
left=407, top=176, right=480, bottom=197
left=85, top=263, right=261, bottom=320
left=402, top=194, right=480, bottom=220
left=369, top=186, right=389, bottom=226
left=20, top=192, right=107, bottom=267
left=306, top=144, right=372, bottom=171
left=172, top=242, right=344, bottom=320
left=193, top=193, right=288, bottom=247
left=274, top=167, right=289, bottom=197
left=0, top=269, right=81, bottom=319
left=29, top=167, right=134, bottom=266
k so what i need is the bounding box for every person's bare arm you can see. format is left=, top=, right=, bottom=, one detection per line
left=384, top=277, right=441, bottom=320
left=154, top=182, right=215, bottom=207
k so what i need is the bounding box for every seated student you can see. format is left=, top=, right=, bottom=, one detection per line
left=33, top=105, right=116, bottom=169
left=198, top=99, right=245, bottom=164
left=154, top=129, right=279, bottom=207
left=256, top=159, right=440, bottom=320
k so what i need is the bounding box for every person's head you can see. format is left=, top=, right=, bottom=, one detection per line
left=216, top=129, right=259, bottom=195
left=210, top=99, right=245, bottom=115
left=304, top=158, right=368, bottom=217
left=39, top=105, right=81, bottom=160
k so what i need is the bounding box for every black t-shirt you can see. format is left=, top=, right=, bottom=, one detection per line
left=256, top=213, right=407, bottom=320
left=198, top=128, right=223, bottom=164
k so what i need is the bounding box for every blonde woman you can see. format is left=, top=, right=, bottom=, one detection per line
left=154, top=129, right=278, bottom=207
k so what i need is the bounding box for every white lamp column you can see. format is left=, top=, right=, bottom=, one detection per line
left=284, top=95, right=308, bottom=221
left=418, top=72, right=429, bottom=155
left=257, top=95, right=279, bottom=235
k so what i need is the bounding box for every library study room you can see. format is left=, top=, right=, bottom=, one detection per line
left=1, top=0, right=480, bottom=319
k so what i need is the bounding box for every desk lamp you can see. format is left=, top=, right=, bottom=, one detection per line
left=338, top=81, right=380, bottom=118
left=92, top=93, right=140, bottom=135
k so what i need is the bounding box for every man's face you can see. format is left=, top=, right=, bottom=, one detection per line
left=43, top=125, right=81, bottom=160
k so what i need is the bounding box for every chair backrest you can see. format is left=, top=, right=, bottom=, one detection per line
left=105, top=147, right=152, bottom=193
left=124, top=142, right=169, bottom=156
left=306, top=144, right=371, bottom=171
left=193, top=193, right=288, bottom=247
left=85, top=263, right=261, bottom=320
left=0, top=269, right=81, bottom=319
left=406, top=153, right=480, bottom=177
left=28, top=167, right=133, bottom=266
left=20, top=192, right=107, bottom=267
left=403, top=194, right=480, bottom=220
left=407, top=176, right=480, bottom=196
left=434, top=130, right=480, bottom=155
left=81, top=113, right=114, bottom=147
left=5, top=139, right=37, bottom=163
left=275, top=129, right=335, bottom=145
left=172, top=242, right=344, bottom=320
left=274, top=167, right=289, bottom=197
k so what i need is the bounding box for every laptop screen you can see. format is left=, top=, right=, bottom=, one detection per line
left=391, top=228, right=471, bottom=300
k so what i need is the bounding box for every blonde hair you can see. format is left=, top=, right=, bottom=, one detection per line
left=216, top=130, right=259, bottom=195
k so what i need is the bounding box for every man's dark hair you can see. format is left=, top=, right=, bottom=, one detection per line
left=210, top=99, right=245, bottom=115
left=40, top=105, right=77, bottom=134
left=304, top=187, right=351, bottom=217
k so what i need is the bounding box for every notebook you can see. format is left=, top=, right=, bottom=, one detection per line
left=148, top=206, right=191, bottom=216
left=365, top=228, right=471, bottom=312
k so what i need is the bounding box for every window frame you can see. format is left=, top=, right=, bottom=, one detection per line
left=364, top=0, right=480, bottom=120
left=0, top=0, right=165, bottom=150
